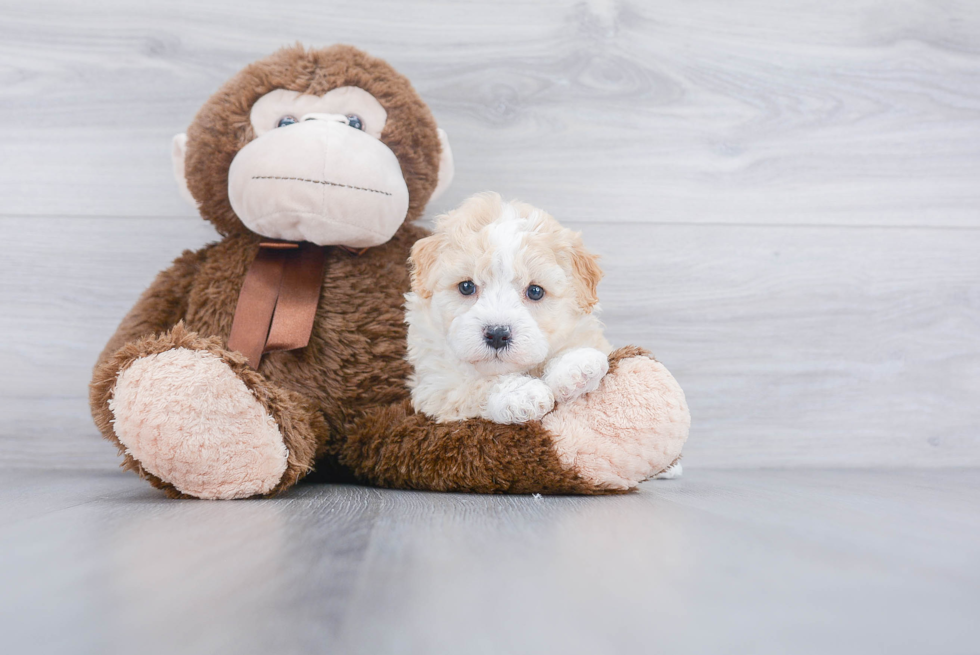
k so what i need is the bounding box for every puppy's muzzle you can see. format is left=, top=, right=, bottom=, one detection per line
left=483, top=325, right=512, bottom=350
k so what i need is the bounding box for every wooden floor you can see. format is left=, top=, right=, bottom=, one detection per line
left=1, top=468, right=978, bottom=655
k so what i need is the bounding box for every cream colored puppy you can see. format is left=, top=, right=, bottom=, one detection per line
left=406, top=192, right=612, bottom=423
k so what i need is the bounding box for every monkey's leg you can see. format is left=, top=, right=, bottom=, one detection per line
left=336, top=347, right=689, bottom=494
left=90, top=323, right=325, bottom=499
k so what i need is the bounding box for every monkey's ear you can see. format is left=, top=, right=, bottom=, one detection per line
left=171, top=133, right=198, bottom=208
left=429, top=128, right=454, bottom=203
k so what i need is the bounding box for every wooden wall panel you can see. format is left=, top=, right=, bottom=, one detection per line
left=2, top=216, right=977, bottom=468
left=0, top=0, right=978, bottom=225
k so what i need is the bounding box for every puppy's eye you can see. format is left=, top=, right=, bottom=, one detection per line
left=346, top=114, right=363, bottom=130
left=276, top=115, right=299, bottom=128
left=526, top=284, right=545, bottom=301
left=458, top=280, right=476, bottom=296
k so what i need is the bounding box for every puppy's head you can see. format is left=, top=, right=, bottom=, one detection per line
left=409, top=192, right=602, bottom=375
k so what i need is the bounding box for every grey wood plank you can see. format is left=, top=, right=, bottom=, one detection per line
left=1, top=216, right=977, bottom=468
left=592, top=221, right=980, bottom=468
left=1, top=469, right=977, bottom=655
left=0, top=216, right=219, bottom=469
left=0, top=0, right=978, bottom=225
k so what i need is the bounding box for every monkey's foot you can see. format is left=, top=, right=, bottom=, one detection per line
left=109, top=347, right=288, bottom=500
left=542, top=349, right=690, bottom=491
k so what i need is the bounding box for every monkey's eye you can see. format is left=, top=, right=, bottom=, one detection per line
left=526, top=285, right=545, bottom=301
left=276, top=115, right=298, bottom=128
left=458, top=280, right=476, bottom=296
left=346, top=115, right=363, bottom=131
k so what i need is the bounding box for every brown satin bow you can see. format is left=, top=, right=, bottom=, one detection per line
left=227, top=241, right=334, bottom=369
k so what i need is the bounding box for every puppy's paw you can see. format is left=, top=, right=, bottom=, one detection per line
left=543, top=347, right=610, bottom=404
left=485, top=376, right=555, bottom=424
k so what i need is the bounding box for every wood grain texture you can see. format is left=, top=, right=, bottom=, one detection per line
left=0, top=0, right=978, bottom=469
left=2, top=216, right=978, bottom=468
left=0, top=0, right=978, bottom=225
left=1, top=469, right=978, bottom=654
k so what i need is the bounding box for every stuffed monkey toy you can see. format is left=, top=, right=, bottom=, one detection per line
left=89, top=44, right=690, bottom=499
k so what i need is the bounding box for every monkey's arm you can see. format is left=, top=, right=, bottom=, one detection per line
left=338, top=347, right=690, bottom=495
left=92, top=248, right=207, bottom=372
left=339, top=400, right=602, bottom=494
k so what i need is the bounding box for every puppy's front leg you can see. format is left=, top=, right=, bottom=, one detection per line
left=484, top=375, right=555, bottom=424
left=543, top=347, right=610, bottom=403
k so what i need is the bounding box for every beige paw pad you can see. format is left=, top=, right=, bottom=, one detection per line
left=542, top=356, right=690, bottom=490
left=109, top=348, right=288, bottom=500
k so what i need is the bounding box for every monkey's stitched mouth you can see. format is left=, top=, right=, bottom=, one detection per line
left=252, top=175, right=392, bottom=197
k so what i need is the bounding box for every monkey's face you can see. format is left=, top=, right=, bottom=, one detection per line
left=174, top=45, right=454, bottom=246
left=227, top=87, right=411, bottom=248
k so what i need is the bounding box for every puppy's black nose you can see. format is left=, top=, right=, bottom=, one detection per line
left=483, top=325, right=512, bottom=350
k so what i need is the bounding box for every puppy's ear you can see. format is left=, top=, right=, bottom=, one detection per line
left=409, top=233, right=446, bottom=299
left=567, top=238, right=603, bottom=312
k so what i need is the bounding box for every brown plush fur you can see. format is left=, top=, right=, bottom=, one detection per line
left=90, top=45, right=612, bottom=496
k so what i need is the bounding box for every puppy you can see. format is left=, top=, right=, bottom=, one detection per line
left=405, top=192, right=612, bottom=424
